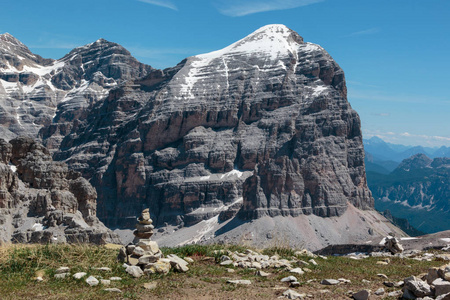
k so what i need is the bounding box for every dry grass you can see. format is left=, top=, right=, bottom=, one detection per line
left=0, top=243, right=446, bottom=299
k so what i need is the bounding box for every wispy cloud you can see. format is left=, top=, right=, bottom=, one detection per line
left=215, top=0, right=324, bottom=17
left=29, top=41, right=80, bottom=49
left=363, top=129, right=450, bottom=147
left=345, top=27, right=380, bottom=37
left=137, top=0, right=177, bottom=10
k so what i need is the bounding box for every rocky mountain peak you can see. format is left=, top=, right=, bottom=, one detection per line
left=0, top=33, right=28, bottom=51
left=193, top=24, right=305, bottom=64
left=396, top=153, right=433, bottom=172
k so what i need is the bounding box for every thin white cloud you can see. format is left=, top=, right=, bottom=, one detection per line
left=363, top=129, right=450, bottom=147
left=29, top=42, right=79, bottom=49
left=137, top=0, right=177, bottom=10
left=345, top=27, right=380, bottom=37
left=216, top=0, right=324, bottom=17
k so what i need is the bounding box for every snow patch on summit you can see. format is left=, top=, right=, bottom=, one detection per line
left=174, top=24, right=313, bottom=99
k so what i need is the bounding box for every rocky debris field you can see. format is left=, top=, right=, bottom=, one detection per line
left=1, top=242, right=450, bottom=299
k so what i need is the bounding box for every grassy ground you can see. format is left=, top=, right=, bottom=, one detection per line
left=0, top=243, right=446, bottom=299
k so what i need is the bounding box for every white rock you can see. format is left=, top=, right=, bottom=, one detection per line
left=126, top=265, right=144, bottom=278
left=100, top=279, right=111, bottom=286
left=110, top=277, right=122, bottom=281
left=374, top=288, right=385, bottom=295
left=309, top=259, right=318, bottom=266
left=184, top=257, right=194, bottom=263
left=282, top=289, right=305, bottom=299
left=104, top=288, right=122, bottom=293
left=320, top=279, right=340, bottom=285
left=86, top=276, right=99, bottom=286
left=227, top=280, right=251, bottom=285
left=404, top=276, right=433, bottom=297
left=73, top=272, right=87, bottom=279
left=281, top=276, right=297, bottom=283
left=289, top=268, right=304, bottom=275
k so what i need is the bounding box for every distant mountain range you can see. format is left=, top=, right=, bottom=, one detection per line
left=367, top=152, right=450, bottom=234
left=364, top=136, right=450, bottom=163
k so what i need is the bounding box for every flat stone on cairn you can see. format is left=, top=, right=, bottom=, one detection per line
left=133, top=208, right=155, bottom=241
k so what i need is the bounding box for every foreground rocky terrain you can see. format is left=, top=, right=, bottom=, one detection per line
left=1, top=241, right=450, bottom=299
left=1, top=25, right=406, bottom=247
left=0, top=137, right=119, bottom=244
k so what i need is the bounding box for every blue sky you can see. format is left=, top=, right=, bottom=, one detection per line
left=1, top=0, right=449, bottom=147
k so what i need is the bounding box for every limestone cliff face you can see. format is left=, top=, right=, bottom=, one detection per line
left=0, top=33, right=153, bottom=150
left=52, top=25, right=373, bottom=229
left=0, top=137, right=119, bottom=244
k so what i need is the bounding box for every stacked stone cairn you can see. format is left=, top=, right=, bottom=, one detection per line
left=118, top=209, right=189, bottom=277
left=384, top=235, right=404, bottom=254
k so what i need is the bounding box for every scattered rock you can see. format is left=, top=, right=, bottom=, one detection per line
left=227, top=280, right=251, bottom=285
left=104, top=288, right=122, bottom=293
left=110, top=277, right=122, bottom=281
left=402, top=288, right=417, bottom=300
left=73, top=272, right=87, bottom=279
left=289, top=281, right=300, bottom=288
left=338, top=278, right=351, bottom=284
left=361, top=279, right=371, bottom=284
left=383, top=281, right=394, bottom=287
left=384, top=235, right=404, bottom=254
left=220, top=260, right=234, bottom=266
left=227, top=268, right=235, bottom=273
left=167, top=254, right=189, bottom=272
left=352, top=289, right=370, bottom=300
left=436, top=293, right=450, bottom=300
left=377, top=273, right=388, bottom=279
left=281, top=276, right=298, bottom=283
left=282, top=289, right=305, bottom=299
left=289, top=268, right=304, bottom=275
left=320, top=279, right=340, bottom=285
left=404, top=275, right=433, bottom=297
left=376, top=261, right=388, bottom=265
left=184, top=257, right=194, bottom=263
left=374, top=288, right=385, bottom=295
left=126, top=265, right=144, bottom=278
left=85, top=276, right=99, bottom=286
left=256, top=270, right=271, bottom=277
left=144, top=259, right=171, bottom=275
left=395, top=280, right=404, bottom=287
left=433, top=278, right=450, bottom=297
left=309, top=259, right=318, bottom=266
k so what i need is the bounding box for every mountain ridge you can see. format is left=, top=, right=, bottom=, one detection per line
left=0, top=25, right=404, bottom=248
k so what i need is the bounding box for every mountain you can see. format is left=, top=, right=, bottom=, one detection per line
left=0, top=137, right=120, bottom=244
left=0, top=33, right=153, bottom=149
left=368, top=154, right=450, bottom=233
left=363, top=136, right=449, bottom=163
left=0, top=25, right=403, bottom=249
